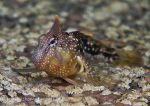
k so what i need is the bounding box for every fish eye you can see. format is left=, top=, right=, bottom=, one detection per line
left=49, top=38, right=55, bottom=45
left=48, top=38, right=57, bottom=47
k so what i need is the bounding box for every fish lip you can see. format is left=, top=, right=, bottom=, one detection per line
left=31, top=49, right=45, bottom=64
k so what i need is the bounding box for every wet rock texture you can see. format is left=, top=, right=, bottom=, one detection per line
left=0, top=0, right=150, bottom=106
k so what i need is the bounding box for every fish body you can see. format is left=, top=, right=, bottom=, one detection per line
left=32, top=16, right=143, bottom=83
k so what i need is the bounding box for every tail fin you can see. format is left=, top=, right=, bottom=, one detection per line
left=112, top=49, right=143, bottom=66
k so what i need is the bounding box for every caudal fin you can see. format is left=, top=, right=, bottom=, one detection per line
left=113, top=49, right=143, bottom=66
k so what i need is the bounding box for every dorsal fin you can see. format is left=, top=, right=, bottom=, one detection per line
left=48, top=16, right=61, bottom=35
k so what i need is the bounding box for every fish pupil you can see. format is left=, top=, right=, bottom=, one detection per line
left=48, top=38, right=57, bottom=47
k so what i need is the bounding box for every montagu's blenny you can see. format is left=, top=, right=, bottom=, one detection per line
left=24, top=16, right=143, bottom=85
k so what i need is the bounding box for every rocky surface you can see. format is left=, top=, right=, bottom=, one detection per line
left=0, top=0, right=150, bottom=106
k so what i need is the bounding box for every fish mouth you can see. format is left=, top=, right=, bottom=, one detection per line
left=31, top=49, right=45, bottom=64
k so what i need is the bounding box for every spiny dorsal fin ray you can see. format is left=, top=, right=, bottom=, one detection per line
left=48, top=16, right=62, bottom=35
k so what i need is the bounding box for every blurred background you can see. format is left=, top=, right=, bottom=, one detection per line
left=0, top=0, right=149, bottom=65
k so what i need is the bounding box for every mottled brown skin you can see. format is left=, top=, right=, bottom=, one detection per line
left=32, top=17, right=81, bottom=78
left=31, top=16, right=143, bottom=84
